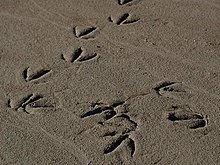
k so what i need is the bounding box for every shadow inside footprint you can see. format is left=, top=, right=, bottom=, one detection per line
left=188, top=119, right=206, bottom=129
left=166, top=105, right=207, bottom=129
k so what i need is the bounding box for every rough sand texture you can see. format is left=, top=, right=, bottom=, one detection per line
left=0, top=0, right=220, bottom=164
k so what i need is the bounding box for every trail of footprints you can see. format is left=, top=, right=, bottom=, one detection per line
left=10, top=0, right=141, bottom=113
left=73, top=1, right=139, bottom=38
left=5, top=0, right=209, bottom=161
left=81, top=100, right=137, bottom=157
left=154, top=81, right=208, bottom=129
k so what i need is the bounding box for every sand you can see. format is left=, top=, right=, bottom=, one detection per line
left=0, top=0, right=220, bottom=164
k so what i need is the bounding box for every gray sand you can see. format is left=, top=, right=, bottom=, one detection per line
left=0, top=0, right=220, bottom=164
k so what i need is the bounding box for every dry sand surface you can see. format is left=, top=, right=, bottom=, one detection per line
left=0, top=0, right=220, bottom=164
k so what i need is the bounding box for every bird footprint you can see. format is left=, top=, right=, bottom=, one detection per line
left=9, top=94, right=54, bottom=114
left=23, top=67, right=51, bottom=82
left=108, top=13, right=140, bottom=25
left=165, top=105, right=207, bottom=129
left=73, top=26, right=97, bottom=39
left=61, top=47, right=97, bottom=63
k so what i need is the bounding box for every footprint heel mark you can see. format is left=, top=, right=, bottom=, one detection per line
left=118, top=0, right=133, bottom=5
left=23, top=67, right=51, bottom=82
left=73, top=26, right=97, bottom=39
left=108, top=13, right=140, bottom=25
left=61, top=47, right=97, bottom=63
left=104, top=134, right=129, bottom=154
